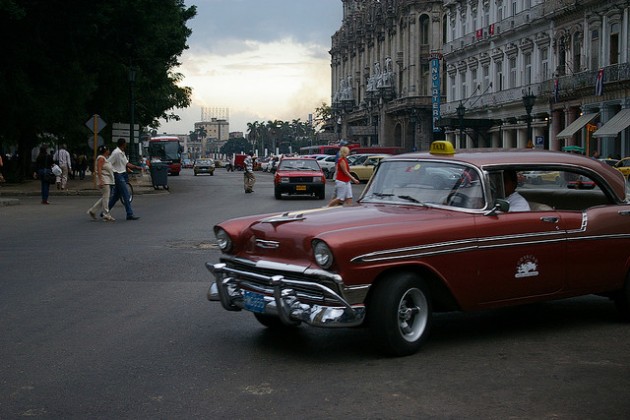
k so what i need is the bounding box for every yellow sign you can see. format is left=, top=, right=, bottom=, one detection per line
left=430, top=141, right=455, bottom=155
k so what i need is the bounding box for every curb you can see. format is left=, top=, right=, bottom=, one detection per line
left=0, top=198, right=20, bottom=207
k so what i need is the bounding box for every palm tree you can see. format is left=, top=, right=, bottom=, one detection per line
left=247, top=121, right=258, bottom=154
left=196, top=126, right=207, bottom=157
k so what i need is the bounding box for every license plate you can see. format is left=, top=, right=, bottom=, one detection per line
left=296, top=185, right=306, bottom=191
left=242, top=290, right=265, bottom=313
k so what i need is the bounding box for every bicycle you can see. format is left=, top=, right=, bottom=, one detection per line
left=109, top=181, right=133, bottom=205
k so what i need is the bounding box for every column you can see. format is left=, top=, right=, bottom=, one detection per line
left=550, top=109, right=563, bottom=151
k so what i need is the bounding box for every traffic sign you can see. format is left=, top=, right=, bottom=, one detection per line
left=87, top=135, right=105, bottom=149
left=86, top=114, right=106, bottom=133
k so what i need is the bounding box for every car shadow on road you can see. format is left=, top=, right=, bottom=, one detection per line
left=243, top=296, right=622, bottom=360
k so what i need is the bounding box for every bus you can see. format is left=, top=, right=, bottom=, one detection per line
left=299, top=144, right=404, bottom=156
left=299, top=143, right=363, bottom=156
left=349, top=146, right=404, bottom=155
left=148, top=136, right=183, bottom=176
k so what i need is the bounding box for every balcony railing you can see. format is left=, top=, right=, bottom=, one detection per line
left=440, top=63, right=630, bottom=116
left=444, top=4, right=544, bottom=54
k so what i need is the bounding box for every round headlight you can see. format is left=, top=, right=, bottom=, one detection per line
left=215, top=228, right=232, bottom=252
left=313, top=240, right=333, bottom=269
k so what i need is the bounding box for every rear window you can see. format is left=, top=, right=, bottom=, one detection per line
left=279, top=159, right=321, bottom=171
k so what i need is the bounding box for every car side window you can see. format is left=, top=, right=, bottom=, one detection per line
left=517, top=170, right=611, bottom=211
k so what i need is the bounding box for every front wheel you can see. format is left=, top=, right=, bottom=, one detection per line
left=368, top=272, right=432, bottom=356
left=126, top=182, right=133, bottom=203
left=116, top=182, right=134, bottom=205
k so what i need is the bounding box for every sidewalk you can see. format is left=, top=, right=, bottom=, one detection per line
left=0, top=171, right=163, bottom=206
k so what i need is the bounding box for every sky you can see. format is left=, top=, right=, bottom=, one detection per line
left=159, top=0, right=344, bottom=136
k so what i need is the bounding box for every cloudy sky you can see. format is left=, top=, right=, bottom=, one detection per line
left=159, top=0, right=343, bottom=136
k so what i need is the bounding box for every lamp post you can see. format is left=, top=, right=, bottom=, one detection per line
left=128, top=67, right=137, bottom=163
left=522, top=87, right=536, bottom=148
left=409, top=109, right=418, bottom=151
left=456, top=101, right=466, bottom=148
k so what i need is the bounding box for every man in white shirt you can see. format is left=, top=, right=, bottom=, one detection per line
left=503, top=170, right=530, bottom=212
left=243, top=152, right=256, bottom=193
left=108, top=138, right=142, bottom=220
left=53, top=144, right=72, bottom=190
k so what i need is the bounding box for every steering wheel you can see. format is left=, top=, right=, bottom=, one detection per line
left=446, top=192, right=470, bottom=208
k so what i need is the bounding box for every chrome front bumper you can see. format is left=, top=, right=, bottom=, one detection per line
left=206, top=261, right=366, bottom=328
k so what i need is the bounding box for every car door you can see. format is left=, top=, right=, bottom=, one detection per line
left=564, top=202, right=630, bottom=294
left=469, top=209, right=566, bottom=308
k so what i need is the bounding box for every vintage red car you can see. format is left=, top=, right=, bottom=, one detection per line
left=207, top=141, right=630, bottom=356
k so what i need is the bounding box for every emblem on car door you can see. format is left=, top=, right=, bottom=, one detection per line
left=515, top=255, right=539, bottom=278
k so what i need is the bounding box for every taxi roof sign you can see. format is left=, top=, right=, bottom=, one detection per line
left=430, top=141, right=455, bottom=155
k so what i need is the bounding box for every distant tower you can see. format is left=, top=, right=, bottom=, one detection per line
left=201, top=107, right=229, bottom=122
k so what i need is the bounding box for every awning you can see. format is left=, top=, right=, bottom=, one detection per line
left=593, top=108, right=630, bottom=138
left=556, top=113, right=599, bottom=139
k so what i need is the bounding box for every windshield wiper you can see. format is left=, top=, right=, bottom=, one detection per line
left=396, top=195, right=422, bottom=203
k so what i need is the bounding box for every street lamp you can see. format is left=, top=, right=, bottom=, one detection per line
left=456, top=101, right=466, bottom=148
left=409, top=109, right=418, bottom=151
left=522, top=87, right=536, bottom=148
left=128, top=67, right=136, bottom=163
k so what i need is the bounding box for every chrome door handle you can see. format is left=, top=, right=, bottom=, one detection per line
left=618, top=210, right=630, bottom=216
left=540, top=216, right=559, bottom=223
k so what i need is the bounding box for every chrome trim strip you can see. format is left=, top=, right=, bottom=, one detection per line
left=352, top=229, right=565, bottom=263
left=352, top=212, right=600, bottom=264
left=255, top=239, right=280, bottom=249
left=219, top=255, right=343, bottom=284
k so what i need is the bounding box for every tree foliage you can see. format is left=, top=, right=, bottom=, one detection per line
left=220, top=137, right=250, bottom=156
left=0, top=0, right=196, bottom=175
left=244, top=119, right=317, bottom=156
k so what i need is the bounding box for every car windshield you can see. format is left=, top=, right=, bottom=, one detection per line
left=349, top=155, right=370, bottom=165
left=196, top=160, right=212, bottom=165
left=361, top=160, right=485, bottom=209
left=279, top=159, right=320, bottom=171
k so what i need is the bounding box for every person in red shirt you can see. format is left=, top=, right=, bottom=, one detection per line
left=328, top=146, right=359, bottom=206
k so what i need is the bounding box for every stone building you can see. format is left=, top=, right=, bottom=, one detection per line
left=442, top=0, right=630, bottom=157
left=330, top=0, right=446, bottom=151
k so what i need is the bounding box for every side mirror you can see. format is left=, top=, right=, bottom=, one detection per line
left=484, top=198, right=510, bottom=216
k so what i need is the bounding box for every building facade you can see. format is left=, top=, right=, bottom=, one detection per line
left=330, top=0, right=446, bottom=152
left=331, top=0, right=630, bottom=156
left=443, top=0, right=630, bottom=157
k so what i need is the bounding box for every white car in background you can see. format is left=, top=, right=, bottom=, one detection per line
left=316, top=155, right=337, bottom=179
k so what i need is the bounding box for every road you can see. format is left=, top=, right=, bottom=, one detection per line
left=1, top=169, right=629, bottom=419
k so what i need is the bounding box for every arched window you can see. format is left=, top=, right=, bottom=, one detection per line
left=419, top=15, right=429, bottom=45
left=558, top=36, right=567, bottom=76
left=443, top=16, right=447, bottom=44
left=572, top=33, right=582, bottom=73
left=610, top=23, right=620, bottom=65
left=590, top=28, right=600, bottom=69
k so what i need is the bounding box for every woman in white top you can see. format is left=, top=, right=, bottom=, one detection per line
left=87, top=145, right=115, bottom=221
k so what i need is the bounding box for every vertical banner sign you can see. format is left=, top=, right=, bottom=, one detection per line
left=431, top=52, right=442, bottom=133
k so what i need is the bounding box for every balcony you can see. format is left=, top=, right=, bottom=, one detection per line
left=440, top=63, right=630, bottom=117
left=444, top=4, right=544, bottom=55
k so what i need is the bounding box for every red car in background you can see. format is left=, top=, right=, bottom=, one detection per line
left=273, top=157, right=326, bottom=200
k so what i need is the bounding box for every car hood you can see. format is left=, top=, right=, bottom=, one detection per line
left=218, top=204, right=475, bottom=274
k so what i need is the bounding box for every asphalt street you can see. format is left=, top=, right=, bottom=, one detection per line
left=1, top=169, right=629, bottom=419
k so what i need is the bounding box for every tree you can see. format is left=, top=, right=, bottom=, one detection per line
left=220, top=138, right=249, bottom=156
left=0, top=0, right=196, bottom=177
